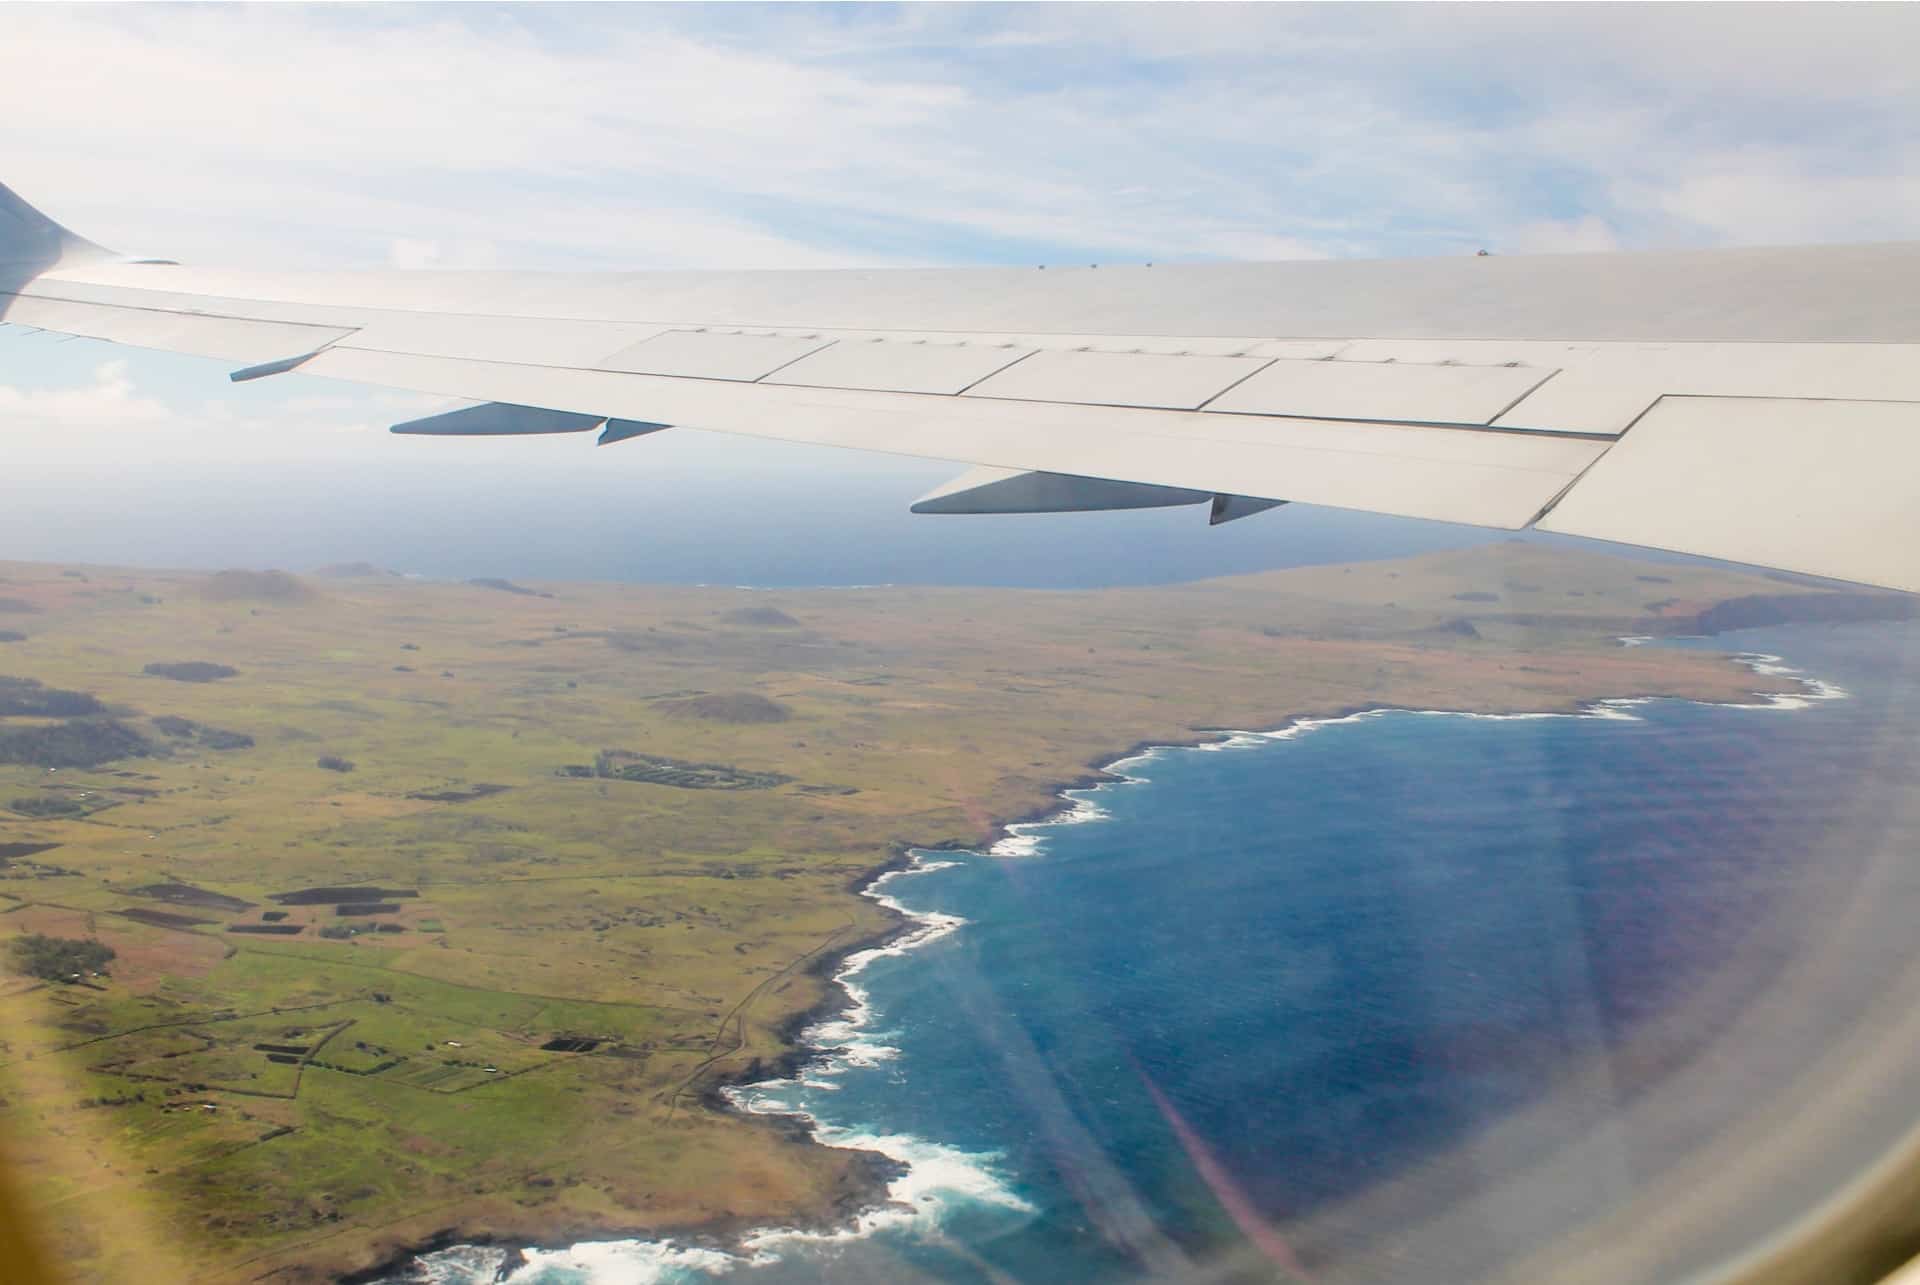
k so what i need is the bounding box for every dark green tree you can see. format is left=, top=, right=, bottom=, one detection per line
left=10, top=933, right=116, bottom=982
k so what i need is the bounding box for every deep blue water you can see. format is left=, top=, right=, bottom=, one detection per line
left=413, top=621, right=1920, bottom=1284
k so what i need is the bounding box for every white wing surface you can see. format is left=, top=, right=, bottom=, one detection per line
left=4, top=181, right=1917, bottom=591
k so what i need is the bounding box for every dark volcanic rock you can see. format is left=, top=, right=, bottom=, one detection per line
left=407, top=783, right=509, bottom=803
left=144, top=662, right=238, bottom=683
left=656, top=692, right=794, bottom=724
left=721, top=605, right=801, bottom=628
left=468, top=577, right=552, bottom=598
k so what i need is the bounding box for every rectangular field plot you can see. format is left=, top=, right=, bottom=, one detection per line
left=292, top=1002, right=601, bottom=1092
left=84, top=1016, right=352, bottom=1097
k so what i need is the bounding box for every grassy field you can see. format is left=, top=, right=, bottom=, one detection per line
left=0, top=543, right=1855, bottom=1281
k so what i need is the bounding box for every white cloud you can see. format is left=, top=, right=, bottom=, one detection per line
left=0, top=346, right=436, bottom=476
left=3, top=3, right=1915, bottom=273
left=0, top=358, right=171, bottom=429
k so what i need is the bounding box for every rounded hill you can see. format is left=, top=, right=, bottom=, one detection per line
left=720, top=606, right=800, bottom=628
left=199, top=569, right=315, bottom=603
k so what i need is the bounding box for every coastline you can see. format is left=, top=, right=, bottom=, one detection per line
left=988, top=647, right=1839, bottom=860
left=344, top=847, right=930, bottom=1285
left=377, top=642, right=1835, bottom=1282
left=361, top=845, right=981, bottom=1284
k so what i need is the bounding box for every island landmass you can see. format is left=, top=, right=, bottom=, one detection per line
left=0, top=543, right=1887, bottom=1282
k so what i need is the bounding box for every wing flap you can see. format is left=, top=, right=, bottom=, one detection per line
left=767, top=337, right=1035, bottom=395
left=959, top=349, right=1272, bottom=411
left=1495, top=343, right=1920, bottom=435
left=1537, top=396, right=1920, bottom=591
left=598, top=330, right=833, bottom=381
left=346, top=312, right=665, bottom=367
left=301, top=343, right=1603, bottom=529
left=1211, top=358, right=1556, bottom=427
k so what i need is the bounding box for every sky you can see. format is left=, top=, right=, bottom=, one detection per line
left=3, top=1, right=1918, bottom=582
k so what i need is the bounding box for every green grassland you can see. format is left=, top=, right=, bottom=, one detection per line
left=0, top=544, right=1875, bottom=1281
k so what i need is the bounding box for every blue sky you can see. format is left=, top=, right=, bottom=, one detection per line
left=3, top=2, right=1918, bottom=578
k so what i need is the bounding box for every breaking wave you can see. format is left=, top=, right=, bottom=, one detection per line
left=398, top=851, right=1026, bottom=1284
left=985, top=644, right=1843, bottom=862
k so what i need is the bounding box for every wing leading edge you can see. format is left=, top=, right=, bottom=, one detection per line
left=3, top=180, right=1916, bottom=592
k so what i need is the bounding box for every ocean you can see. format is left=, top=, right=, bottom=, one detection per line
left=0, top=416, right=1685, bottom=590
left=403, top=620, right=1920, bottom=1285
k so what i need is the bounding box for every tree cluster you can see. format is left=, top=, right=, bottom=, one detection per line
left=10, top=933, right=116, bottom=982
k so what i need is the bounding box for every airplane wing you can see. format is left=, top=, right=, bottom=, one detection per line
left=4, top=180, right=1917, bottom=593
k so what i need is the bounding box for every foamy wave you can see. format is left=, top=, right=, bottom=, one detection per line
left=733, top=1120, right=1033, bottom=1255
left=982, top=640, right=1844, bottom=861
left=1726, top=651, right=1851, bottom=709
left=406, top=1239, right=737, bottom=1285
left=1104, top=748, right=1163, bottom=774
left=800, top=976, right=899, bottom=1069
left=988, top=831, right=1041, bottom=858
left=979, top=700, right=1662, bottom=861
left=990, top=789, right=1112, bottom=856
left=404, top=1246, right=513, bottom=1284
left=505, top=1239, right=740, bottom=1283
left=1190, top=731, right=1274, bottom=751
left=725, top=850, right=1030, bottom=1254
left=763, top=871, right=969, bottom=1075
